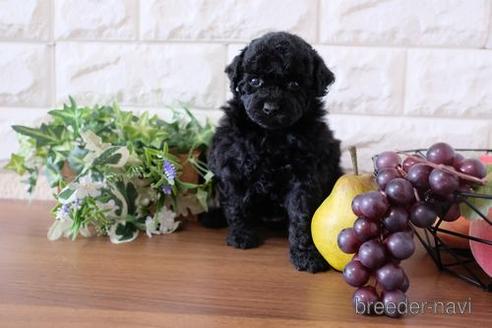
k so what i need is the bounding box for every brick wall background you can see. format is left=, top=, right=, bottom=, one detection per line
left=1, top=0, right=491, bottom=199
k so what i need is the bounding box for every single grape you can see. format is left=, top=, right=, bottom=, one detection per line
left=382, top=207, right=409, bottom=233
left=402, top=155, right=423, bottom=172
left=406, top=164, right=432, bottom=189
left=343, top=260, right=370, bottom=287
left=337, top=228, right=361, bottom=254
left=356, top=191, right=390, bottom=221
left=353, top=217, right=380, bottom=242
left=386, top=232, right=415, bottom=260
left=375, top=151, right=401, bottom=170
left=426, top=142, right=455, bottom=165
left=429, top=169, right=459, bottom=196
left=358, top=239, right=386, bottom=270
left=376, top=263, right=405, bottom=291
left=351, top=194, right=364, bottom=217
left=353, top=286, right=380, bottom=315
left=410, top=202, right=437, bottom=228
left=385, top=178, right=415, bottom=205
left=400, top=271, right=410, bottom=292
left=452, top=153, right=464, bottom=170
left=443, top=203, right=461, bottom=222
left=382, top=290, right=408, bottom=318
left=458, top=159, right=487, bottom=179
left=376, top=168, right=401, bottom=190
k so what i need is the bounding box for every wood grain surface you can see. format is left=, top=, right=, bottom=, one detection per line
left=0, top=200, right=490, bottom=327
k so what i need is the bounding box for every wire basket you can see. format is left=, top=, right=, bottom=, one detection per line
left=397, top=148, right=492, bottom=292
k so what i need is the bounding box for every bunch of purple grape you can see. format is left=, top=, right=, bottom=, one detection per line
left=337, top=142, right=487, bottom=318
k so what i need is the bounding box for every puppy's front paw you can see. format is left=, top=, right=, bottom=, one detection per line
left=226, top=229, right=260, bottom=249
left=290, top=247, right=329, bottom=273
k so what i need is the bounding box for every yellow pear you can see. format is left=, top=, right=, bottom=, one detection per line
left=312, top=148, right=377, bottom=271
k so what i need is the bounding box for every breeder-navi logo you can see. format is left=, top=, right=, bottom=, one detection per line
left=355, top=297, right=472, bottom=317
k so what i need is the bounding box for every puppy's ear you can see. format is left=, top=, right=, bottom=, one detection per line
left=225, top=47, right=246, bottom=94
left=312, top=50, right=335, bottom=97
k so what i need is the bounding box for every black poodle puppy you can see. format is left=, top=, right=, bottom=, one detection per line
left=201, top=32, right=342, bottom=273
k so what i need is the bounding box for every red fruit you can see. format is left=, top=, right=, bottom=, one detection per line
left=479, top=154, right=492, bottom=165
left=469, top=209, right=492, bottom=278
left=437, top=216, right=470, bottom=249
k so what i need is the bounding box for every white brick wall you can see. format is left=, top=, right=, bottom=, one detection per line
left=54, top=0, right=138, bottom=40
left=56, top=42, right=226, bottom=108
left=1, top=0, right=492, bottom=199
left=320, top=0, right=490, bottom=47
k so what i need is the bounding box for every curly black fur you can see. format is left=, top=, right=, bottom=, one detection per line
left=200, top=32, right=342, bottom=273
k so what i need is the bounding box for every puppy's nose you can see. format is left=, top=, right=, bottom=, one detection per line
left=263, top=102, right=279, bottom=115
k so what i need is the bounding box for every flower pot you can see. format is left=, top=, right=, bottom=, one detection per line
left=61, top=161, right=77, bottom=183
left=175, top=150, right=202, bottom=223
left=176, top=150, right=200, bottom=184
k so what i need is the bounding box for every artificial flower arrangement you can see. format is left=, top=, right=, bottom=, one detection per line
left=5, top=98, right=215, bottom=244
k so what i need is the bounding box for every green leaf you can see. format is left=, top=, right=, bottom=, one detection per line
left=67, top=146, right=89, bottom=174
left=115, top=222, right=137, bottom=240
left=49, top=97, right=86, bottom=136
left=45, top=157, right=64, bottom=187
left=114, top=180, right=138, bottom=216
left=92, top=146, right=129, bottom=167
left=12, top=124, right=60, bottom=147
left=126, top=182, right=138, bottom=215
left=460, top=166, right=492, bottom=220
left=25, top=169, right=39, bottom=194
left=203, top=171, right=214, bottom=183
left=57, top=186, right=75, bottom=203
left=196, top=189, right=208, bottom=211
left=4, top=154, right=26, bottom=175
left=108, top=222, right=139, bottom=244
left=176, top=180, right=200, bottom=190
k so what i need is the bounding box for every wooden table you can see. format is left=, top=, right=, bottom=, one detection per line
left=0, top=200, right=490, bottom=327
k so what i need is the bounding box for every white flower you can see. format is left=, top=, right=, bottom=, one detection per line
left=72, top=175, right=105, bottom=200
left=96, top=199, right=119, bottom=217
left=145, top=216, right=159, bottom=238
left=47, top=217, right=73, bottom=241
left=157, top=207, right=180, bottom=234
left=144, top=207, right=180, bottom=238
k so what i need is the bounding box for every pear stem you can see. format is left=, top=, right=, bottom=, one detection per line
left=349, top=146, right=359, bottom=176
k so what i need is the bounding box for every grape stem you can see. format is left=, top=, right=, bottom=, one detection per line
left=396, top=166, right=407, bottom=178
left=413, top=187, right=421, bottom=202
left=405, top=155, right=487, bottom=185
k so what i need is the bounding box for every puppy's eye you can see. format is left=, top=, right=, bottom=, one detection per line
left=249, top=77, right=263, bottom=88
left=287, top=81, right=300, bottom=90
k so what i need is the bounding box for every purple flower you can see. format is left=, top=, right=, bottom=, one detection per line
left=161, top=185, right=172, bottom=195
left=55, top=203, right=71, bottom=221
left=61, top=203, right=70, bottom=213
left=162, top=160, right=176, bottom=182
